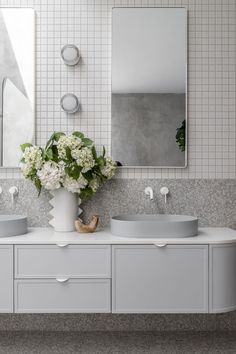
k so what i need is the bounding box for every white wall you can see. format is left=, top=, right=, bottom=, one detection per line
left=0, top=0, right=235, bottom=179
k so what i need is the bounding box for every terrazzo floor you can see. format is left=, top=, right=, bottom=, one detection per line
left=0, top=331, right=235, bottom=354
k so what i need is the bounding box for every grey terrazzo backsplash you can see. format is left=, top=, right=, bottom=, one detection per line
left=83, top=179, right=236, bottom=229
left=1, top=178, right=236, bottom=229
left=0, top=180, right=51, bottom=227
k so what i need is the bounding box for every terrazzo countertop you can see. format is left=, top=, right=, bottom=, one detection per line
left=0, top=227, right=236, bottom=245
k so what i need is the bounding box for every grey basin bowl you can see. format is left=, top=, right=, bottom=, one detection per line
left=111, top=214, right=198, bottom=238
left=0, top=215, right=28, bottom=237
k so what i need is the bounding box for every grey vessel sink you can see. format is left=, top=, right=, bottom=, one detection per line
left=111, top=214, right=198, bottom=238
left=0, top=215, right=28, bottom=237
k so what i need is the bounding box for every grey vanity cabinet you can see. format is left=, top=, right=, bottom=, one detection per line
left=0, top=246, right=13, bottom=312
left=209, top=244, right=236, bottom=313
left=112, top=245, right=208, bottom=313
left=1, top=237, right=236, bottom=314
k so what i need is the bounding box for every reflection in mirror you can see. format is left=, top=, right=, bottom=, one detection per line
left=0, top=8, right=35, bottom=167
left=112, top=8, right=187, bottom=167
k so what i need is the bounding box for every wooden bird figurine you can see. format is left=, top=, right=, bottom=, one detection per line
left=75, top=215, right=99, bottom=233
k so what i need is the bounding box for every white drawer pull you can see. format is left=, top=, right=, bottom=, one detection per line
left=154, top=243, right=167, bottom=248
left=56, top=278, right=70, bottom=283
left=56, top=243, right=69, bottom=248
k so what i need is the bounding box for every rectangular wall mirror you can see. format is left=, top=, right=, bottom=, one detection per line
left=0, top=8, right=35, bottom=168
left=111, top=8, right=187, bottom=167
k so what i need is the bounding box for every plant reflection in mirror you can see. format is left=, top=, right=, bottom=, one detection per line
left=176, top=120, right=186, bottom=152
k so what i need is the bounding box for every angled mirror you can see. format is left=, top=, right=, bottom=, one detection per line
left=0, top=8, right=35, bottom=167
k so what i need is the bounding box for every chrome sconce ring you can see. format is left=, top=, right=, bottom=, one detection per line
left=61, top=44, right=80, bottom=66
left=60, top=93, right=80, bottom=114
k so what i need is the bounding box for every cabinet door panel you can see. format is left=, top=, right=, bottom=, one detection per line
left=112, top=245, right=208, bottom=313
left=0, top=246, right=13, bottom=312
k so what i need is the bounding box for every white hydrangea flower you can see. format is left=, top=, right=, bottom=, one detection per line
left=89, top=177, right=100, bottom=192
left=63, top=174, right=88, bottom=194
left=37, top=161, right=65, bottom=190
left=70, top=148, right=80, bottom=160
left=21, top=163, right=33, bottom=178
left=23, top=146, right=43, bottom=170
left=72, top=147, right=95, bottom=173
left=101, top=157, right=116, bottom=179
left=57, top=135, right=82, bottom=159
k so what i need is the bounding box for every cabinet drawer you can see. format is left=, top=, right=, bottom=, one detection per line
left=112, top=245, right=208, bottom=313
left=15, top=245, right=111, bottom=278
left=15, top=279, right=111, bottom=313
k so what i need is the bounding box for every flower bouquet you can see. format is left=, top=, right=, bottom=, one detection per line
left=20, top=131, right=117, bottom=231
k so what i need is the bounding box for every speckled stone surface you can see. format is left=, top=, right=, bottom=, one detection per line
left=0, top=314, right=218, bottom=332
left=0, top=180, right=51, bottom=227
left=83, top=179, right=236, bottom=229
left=0, top=313, right=235, bottom=332
left=1, top=179, right=236, bottom=229
left=0, top=331, right=235, bottom=354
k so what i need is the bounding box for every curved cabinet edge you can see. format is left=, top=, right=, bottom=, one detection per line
left=209, top=244, right=236, bottom=313
left=210, top=305, right=236, bottom=314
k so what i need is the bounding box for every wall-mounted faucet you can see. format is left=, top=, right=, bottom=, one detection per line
left=144, top=186, right=154, bottom=200
left=160, top=186, right=169, bottom=204
left=9, top=186, right=18, bottom=206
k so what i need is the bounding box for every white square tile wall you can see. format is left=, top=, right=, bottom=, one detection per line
left=0, top=0, right=235, bottom=179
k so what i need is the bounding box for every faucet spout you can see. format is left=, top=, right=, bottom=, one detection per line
left=144, top=186, right=154, bottom=200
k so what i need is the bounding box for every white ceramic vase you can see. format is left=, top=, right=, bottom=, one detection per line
left=49, top=188, right=79, bottom=232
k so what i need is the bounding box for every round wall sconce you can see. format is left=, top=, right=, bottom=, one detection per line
left=60, top=94, right=80, bottom=114
left=61, top=44, right=80, bottom=66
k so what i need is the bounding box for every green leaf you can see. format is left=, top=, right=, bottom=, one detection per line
left=20, top=143, right=33, bottom=152
left=45, top=132, right=55, bottom=150
left=46, top=148, right=53, bottom=160
left=79, top=187, right=93, bottom=201
left=82, top=170, right=93, bottom=182
left=65, top=147, right=72, bottom=161
left=97, top=156, right=105, bottom=167
left=54, top=132, right=65, bottom=142
left=65, top=167, right=71, bottom=177
left=41, top=148, right=46, bottom=160
left=45, top=132, right=65, bottom=150
left=26, top=168, right=38, bottom=180
left=51, top=146, right=59, bottom=162
left=102, top=146, right=106, bottom=157
left=91, top=146, right=97, bottom=160
left=82, top=138, right=93, bottom=147
left=71, top=165, right=82, bottom=179
left=34, top=177, right=42, bottom=196
left=72, top=131, right=84, bottom=139
left=65, top=164, right=82, bottom=179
